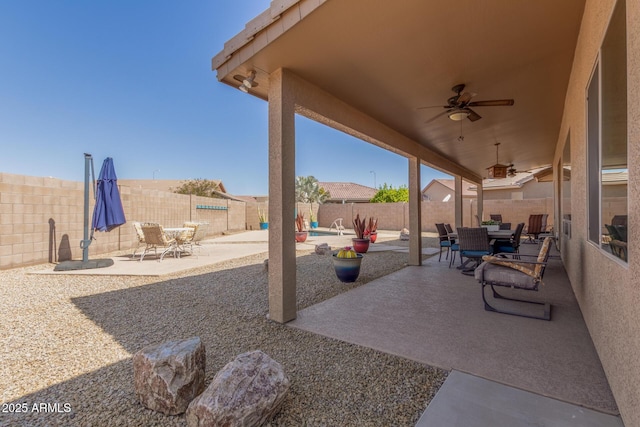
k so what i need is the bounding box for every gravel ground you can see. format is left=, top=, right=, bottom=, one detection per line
left=0, top=237, right=447, bottom=427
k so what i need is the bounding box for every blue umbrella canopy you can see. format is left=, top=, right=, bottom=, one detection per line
left=92, top=157, right=126, bottom=232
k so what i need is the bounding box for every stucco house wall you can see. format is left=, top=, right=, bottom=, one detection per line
left=554, top=0, right=639, bottom=425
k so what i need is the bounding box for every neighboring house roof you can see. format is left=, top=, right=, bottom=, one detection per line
left=119, top=179, right=227, bottom=194
left=422, top=179, right=476, bottom=198
left=318, top=182, right=376, bottom=202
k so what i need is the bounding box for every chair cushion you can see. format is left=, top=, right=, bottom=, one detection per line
left=482, top=255, right=537, bottom=280
left=440, top=241, right=452, bottom=247
left=475, top=261, right=540, bottom=290
left=461, top=250, right=490, bottom=258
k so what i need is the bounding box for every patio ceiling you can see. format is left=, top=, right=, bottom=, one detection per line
left=213, top=0, right=585, bottom=179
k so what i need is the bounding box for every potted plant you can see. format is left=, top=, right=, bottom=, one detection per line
left=258, top=208, right=268, bottom=230
left=309, top=206, right=318, bottom=229
left=481, top=219, right=500, bottom=232
left=332, top=246, right=363, bottom=282
left=351, top=213, right=370, bottom=253
left=295, top=212, right=308, bottom=242
left=364, top=217, right=378, bottom=243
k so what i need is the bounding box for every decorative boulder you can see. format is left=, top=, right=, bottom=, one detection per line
left=400, top=228, right=410, bottom=241
left=186, top=350, right=290, bottom=427
left=133, top=337, right=206, bottom=415
left=315, top=243, right=332, bottom=255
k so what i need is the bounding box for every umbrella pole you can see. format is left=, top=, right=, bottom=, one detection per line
left=81, top=153, right=92, bottom=262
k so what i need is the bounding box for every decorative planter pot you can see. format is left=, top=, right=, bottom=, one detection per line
left=351, top=238, right=370, bottom=253
left=369, top=232, right=378, bottom=243
left=295, top=231, right=308, bottom=242
left=332, top=253, right=364, bottom=283
left=259, top=222, right=268, bottom=230
left=310, top=221, right=319, bottom=229
left=482, top=224, right=499, bottom=232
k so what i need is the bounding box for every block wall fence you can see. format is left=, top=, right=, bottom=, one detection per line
left=0, top=173, right=246, bottom=270
left=1, top=172, right=560, bottom=270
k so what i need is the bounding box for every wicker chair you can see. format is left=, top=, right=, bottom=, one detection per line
left=490, top=214, right=503, bottom=223
left=435, top=223, right=452, bottom=262
left=524, top=214, right=548, bottom=243
left=139, top=223, right=177, bottom=261
left=493, top=222, right=525, bottom=257
left=457, top=227, right=492, bottom=275
left=475, top=237, right=553, bottom=320
left=444, top=223, right=460, bottom=268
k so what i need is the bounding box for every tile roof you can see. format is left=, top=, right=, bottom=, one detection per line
left=318, top=182, right=377, bottom=202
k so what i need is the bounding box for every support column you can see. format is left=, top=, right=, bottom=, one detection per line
left=454, top=175, right=463, bottom=228
left=268, top=69, right=297, bottom=323
left=476, top=184, right=484, bottom=226
left=408, top=157, right=422, bottom=266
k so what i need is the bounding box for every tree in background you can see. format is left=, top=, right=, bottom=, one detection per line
left=370, top=183, right=409, bottom=203
left=174, top=178, right=221, bottom=197
left=295, top=176, right=330, bottom=203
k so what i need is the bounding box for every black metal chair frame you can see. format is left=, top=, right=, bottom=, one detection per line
left=476, top=238, right=553, bottom=321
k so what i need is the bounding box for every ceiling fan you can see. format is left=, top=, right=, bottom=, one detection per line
left=419, top=83, right=514, bottom=124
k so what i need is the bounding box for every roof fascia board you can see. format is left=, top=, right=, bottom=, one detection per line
left=277, top=69, right=481, bottom=184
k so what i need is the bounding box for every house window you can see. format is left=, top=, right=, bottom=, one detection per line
left=586, top=0, right=628, bottom=262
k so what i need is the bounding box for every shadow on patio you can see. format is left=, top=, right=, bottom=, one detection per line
left=289, top=243, right=620, bottom=418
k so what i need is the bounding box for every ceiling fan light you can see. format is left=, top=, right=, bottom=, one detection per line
left=448, top=110, right=470, bottom=121
left=238, top=84, right=249, bottom=93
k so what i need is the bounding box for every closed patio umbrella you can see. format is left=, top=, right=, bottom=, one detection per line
left=92, top=157, right=126, bottom=232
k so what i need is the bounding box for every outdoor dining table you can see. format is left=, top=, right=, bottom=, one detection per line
left=163, top=227, right=192, bottom=258
left=447, top=229, right=514, bottom=240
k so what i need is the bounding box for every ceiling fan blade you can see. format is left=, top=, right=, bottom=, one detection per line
left=457, top=92, right=476, bottom=105
left=468, top=99, right=515, bottom=107
left=416, top=104, right=448, bottom=110
left=467, top=108, right=482, bottom=122
left=424, top=110, right=450, bottom=124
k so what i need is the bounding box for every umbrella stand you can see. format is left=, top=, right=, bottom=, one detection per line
left=54, top=154, right=114, bottom=271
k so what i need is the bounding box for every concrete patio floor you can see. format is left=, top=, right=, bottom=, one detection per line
left=288, top=243, right=624, bottom=426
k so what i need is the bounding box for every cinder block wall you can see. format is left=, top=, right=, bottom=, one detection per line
left=0, top=173, right=246, bottom=269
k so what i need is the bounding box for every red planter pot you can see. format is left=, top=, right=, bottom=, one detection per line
left=351, top=237, right=370, bottom=253
left=295, top=231, right=308, bottom=242
left=369, top=232, right=378, bottom=243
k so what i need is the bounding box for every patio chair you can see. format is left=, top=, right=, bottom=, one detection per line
left=611, top=215, right=627, bottom=226
left=329, top=218, right=345, bottom=235
left=444, top=224, right=460, bottom=268
left=457, top=227, right=492, bottom=275
left=524, top=214, right=548, bottom=243
left=435, top=223, right=452, bottom=262
left=475, top=237, right=553, bottom=320
left=490, top=214, right=503, bottom=223
left=493, top=222, right=525, bottom=257
left=139, top=223, right=178, bottom=261
left=499, top=222, right=511, bottom=230
left=182, top=222, right=210, bottom=256
left=132, top=222, right=146, bottom=258
left=605, top=224, right=628, bottom=261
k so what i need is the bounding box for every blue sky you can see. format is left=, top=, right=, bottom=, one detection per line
left=0, top=0, right=450, bottom=195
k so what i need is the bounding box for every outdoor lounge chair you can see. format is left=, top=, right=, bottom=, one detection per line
left=139, top=223, right=177, bottom=261
left=475, top=237, right=553, bottom=320
left=132, top=222, right=146, bottom=258
left=524, top=214, right=548, bottom=243
left=457, top=227, right=492, bottom=275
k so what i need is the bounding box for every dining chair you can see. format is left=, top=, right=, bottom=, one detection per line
left=444, top=224, right=460, bottom=268
left=494, top=222, right=525, bottom=258
left=457, top=227, right=492, bottom=275
left=435, top=223, right=452, bottom=262
left=132, top=222, right=146, bottom=259
left=139, top=223, right=177, bottom=261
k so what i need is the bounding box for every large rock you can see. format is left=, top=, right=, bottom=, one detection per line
left=186, top=350, right=290, bottom=427
left=133, top=336, right=206, bottom=415
left=315, top=243, right=332, bottom=255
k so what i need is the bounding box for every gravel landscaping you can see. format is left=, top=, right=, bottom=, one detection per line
left=0, top=238, right=447, bottom=427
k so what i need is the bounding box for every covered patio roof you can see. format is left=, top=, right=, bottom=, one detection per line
left=213, top=0, right=585, bottom=180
